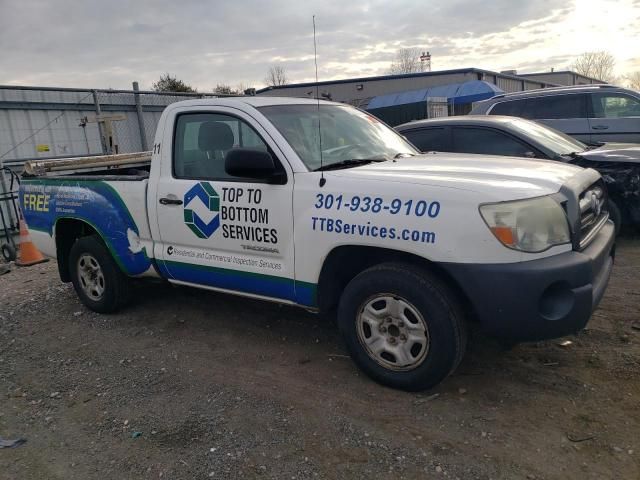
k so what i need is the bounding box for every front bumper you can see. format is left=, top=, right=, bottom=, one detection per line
left=442, top=220, right=615, bottom=342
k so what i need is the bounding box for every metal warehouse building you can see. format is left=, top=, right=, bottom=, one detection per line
left=256, top=67, right=604, bottom=125
left=517, top=70, right=605, bottom=87
left=256, top=67, right=556, bottom=107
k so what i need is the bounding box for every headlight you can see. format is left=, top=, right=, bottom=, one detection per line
left=479, top=196, right=570, bottom=253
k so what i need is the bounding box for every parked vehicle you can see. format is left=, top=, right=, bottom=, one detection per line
left=396, top=115, right=640, bottom=231
left=470, top=85, right=640, bottom=144
left=20, top=97, right=614, bottom=391
left=0, top=167, right=21, bottom=261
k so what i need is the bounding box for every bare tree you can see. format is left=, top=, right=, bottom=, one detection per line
left=213, top=83, right=238, bottom=95
left=625, top=71, right=640, bottom=91
left=235, top=82, right=255, bottom=95
left=152, top=73, right=197, bottom=93
left=388, top=48, right=424, bottom=75
left=211, top=83, right=255, bottom=95
left=264, top=66, right=288, bottom=86
left=571, top=51, right=617, bottom=83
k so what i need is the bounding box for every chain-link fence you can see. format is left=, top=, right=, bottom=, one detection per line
left=0, top=83, right=229, bottom=241
left=91, top=87, right=221, bottom=157
left=0, top=84, right=226, bottom=168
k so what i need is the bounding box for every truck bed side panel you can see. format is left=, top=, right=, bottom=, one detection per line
left=20, top=178, right=156, bottom=277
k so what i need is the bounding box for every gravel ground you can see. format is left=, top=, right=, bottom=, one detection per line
left=1, top=238, right=639, bottom=479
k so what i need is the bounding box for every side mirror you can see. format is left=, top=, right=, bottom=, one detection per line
left=524, top=151, right=536, bottom=158
left=225, top=148, right=277, bottom=179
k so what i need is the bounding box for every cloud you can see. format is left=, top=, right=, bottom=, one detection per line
left=0, top=0, right=637, bottom=90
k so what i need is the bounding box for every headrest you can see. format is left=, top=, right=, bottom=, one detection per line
left=198, top=121, right=234, bottom=151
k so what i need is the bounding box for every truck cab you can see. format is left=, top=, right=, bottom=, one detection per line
left=20, top=97, right=615, bottom=391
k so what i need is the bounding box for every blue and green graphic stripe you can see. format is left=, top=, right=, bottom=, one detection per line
left=159, top=259, right=317, bottom=307
left=20, top=179, right=152, bottom=275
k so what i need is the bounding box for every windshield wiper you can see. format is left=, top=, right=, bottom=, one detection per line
left=314, top=158, right=387, bottom=172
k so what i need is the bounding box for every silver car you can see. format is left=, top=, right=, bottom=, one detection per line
left=396, top=115, right=640, bottom=231
left=470, top=85, right=640, bottom=144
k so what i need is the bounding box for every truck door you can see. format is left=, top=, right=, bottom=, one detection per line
left=154, top=109, right=297, bottom=303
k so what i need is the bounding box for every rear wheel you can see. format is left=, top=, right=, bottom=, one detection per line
left=68, top=235, right=130, bottom=313
left=337, top=263, right=467, bottom=391
left=1, top=243, right=17, bottom=262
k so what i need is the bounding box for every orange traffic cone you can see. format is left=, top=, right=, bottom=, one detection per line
left=16, top=215, right=48, bottom=267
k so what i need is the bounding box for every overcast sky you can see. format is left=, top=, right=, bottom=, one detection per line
left=1, top=0, right=639, bottom=91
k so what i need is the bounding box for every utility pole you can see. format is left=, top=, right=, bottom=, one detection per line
left=133, top=81, right=149, bottom=151
left=92, top=90, right=108, bottom=154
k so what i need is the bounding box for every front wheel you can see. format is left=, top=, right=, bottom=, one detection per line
left=337, top=263, right=467, bottom=391
left=68, top=235, right=131, bottom=313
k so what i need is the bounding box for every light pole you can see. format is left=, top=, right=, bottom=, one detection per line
left=420, top=51, right=432, bottom=72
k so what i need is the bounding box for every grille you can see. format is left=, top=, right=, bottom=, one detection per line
left=578, top=182, right=608, bottom=249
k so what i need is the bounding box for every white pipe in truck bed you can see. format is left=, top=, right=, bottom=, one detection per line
left=22, top=151, right=152, bottom=177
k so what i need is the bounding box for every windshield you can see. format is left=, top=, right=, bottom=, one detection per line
left=507, top=117, right=587, bottom=156
left=258, top=104, right=418, bottom=170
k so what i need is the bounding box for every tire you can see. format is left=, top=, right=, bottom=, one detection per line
left=1, top=243, right=17, bottom=262
left=608, top=199, right=621, bottom=236
left=337, top=263, right=467, bottom=391
left=68, top=235, right=131, bottom=313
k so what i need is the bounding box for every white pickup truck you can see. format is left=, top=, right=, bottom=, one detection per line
left=20, top=97, right=615, bottom=391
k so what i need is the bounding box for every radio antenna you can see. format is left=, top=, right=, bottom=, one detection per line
left=313, top=15, right=326, bottom=187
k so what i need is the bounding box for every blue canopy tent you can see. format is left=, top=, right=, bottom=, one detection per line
left=366, top=80, right=503, bottom=125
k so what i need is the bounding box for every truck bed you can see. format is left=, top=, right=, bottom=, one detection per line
left=20, top=171, right=155, bottom=278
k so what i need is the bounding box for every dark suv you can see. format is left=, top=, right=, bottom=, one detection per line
left=470, top=85, right=640, bottom=144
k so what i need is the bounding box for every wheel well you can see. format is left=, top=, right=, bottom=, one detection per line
left=609, top=195, right=635, bottom=226
left=316, top=245, right=474, bottom=319
left=55, top=219, right=98, bottom=282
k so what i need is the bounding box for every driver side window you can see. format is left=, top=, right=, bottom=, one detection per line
left=173, top=112, right=270, bottom=180
left=451, top=127, right=534, bottom=157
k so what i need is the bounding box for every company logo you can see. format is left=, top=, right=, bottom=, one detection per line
left=167, top=246, right=174, bottom=255
left=183, top=182, right=220, bottom=239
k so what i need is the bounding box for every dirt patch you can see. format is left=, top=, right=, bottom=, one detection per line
left=1, top=239, right=639, bottom=479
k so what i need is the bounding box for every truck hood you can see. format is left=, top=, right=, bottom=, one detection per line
left=329, top=152, right=586, bottom=198
left=578, top=143, right=640, bottom=164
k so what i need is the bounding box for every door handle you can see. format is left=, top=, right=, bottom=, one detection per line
left=159, top=197, right=183, bottom=206
left=591, top=125, right=609, bottom=130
